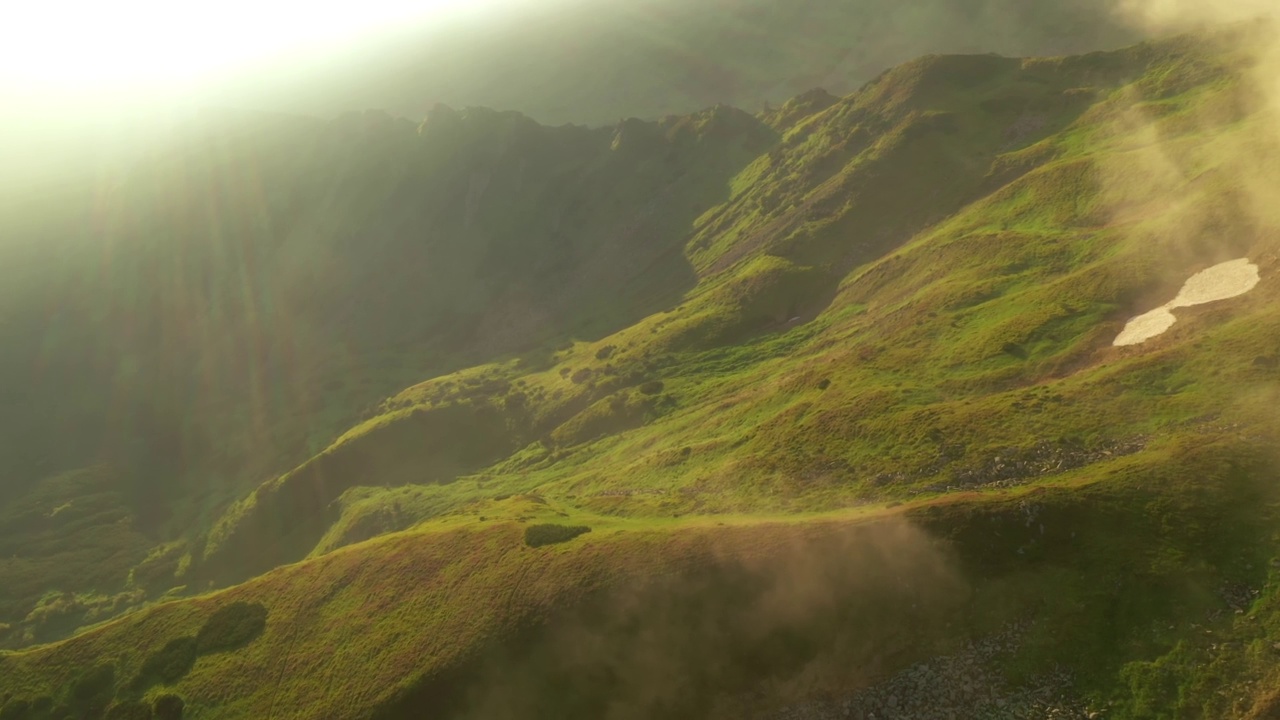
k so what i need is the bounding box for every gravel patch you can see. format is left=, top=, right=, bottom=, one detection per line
left=769, top=625, right=1105, bottom=720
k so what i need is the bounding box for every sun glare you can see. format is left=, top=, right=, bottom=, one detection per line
left=1, top=0, right=504, bottom=94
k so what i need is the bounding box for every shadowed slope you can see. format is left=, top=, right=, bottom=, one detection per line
left=0, top=104, right=773, bottom=643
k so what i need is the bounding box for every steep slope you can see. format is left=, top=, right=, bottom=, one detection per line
left=0, top=104, right=772, bottom=643
left=197, top=28, right=1279, bottom=583
left=191, top=50, right=1089, bottom=585
left=6, top=22, right=1280, bottom=720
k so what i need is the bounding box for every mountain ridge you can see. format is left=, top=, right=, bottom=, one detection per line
left=5, top=21, right=1280, bottom=719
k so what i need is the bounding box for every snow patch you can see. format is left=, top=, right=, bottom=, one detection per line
left=1113, top=258, right=1260, bottom=347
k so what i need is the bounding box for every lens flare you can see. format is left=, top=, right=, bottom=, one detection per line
left=0, top=0, right=510, bottom=93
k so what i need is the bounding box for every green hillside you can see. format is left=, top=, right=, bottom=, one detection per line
left=0, top=101, right=773, bottom=636
left=5, top=20, right=1280, bottom=720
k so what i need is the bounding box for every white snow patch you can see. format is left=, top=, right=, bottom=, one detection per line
left=1113, top=307, right=1177, bottom=347
left=1113, top=258, right=1260, bottom=347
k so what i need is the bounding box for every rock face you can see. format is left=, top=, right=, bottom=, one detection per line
left=770, top=625, right=1099, bottom=720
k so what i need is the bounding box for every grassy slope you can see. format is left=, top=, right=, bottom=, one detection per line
left=201, top=29, right=1280, bottom=566
left=0, top=104, right=772, bottom=643
left=2, top=441, right=1278, bottom=719
left=7, top=26, right=1280, bottom=720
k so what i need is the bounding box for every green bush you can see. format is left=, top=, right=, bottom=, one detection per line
left=152, top=694, right=184, bottom=720
left=524, top=524, right=591, bottom=548
left=0, top=699, right=30, bottom=720
left=67, top=663, right=115, bottom=718
left=139, top=636, right=198, bottom=684
left=638, top=380, right=664, bottom=395
left=503, top=391, right=527, bottom=411
left=1001, top=341, right=1027, bottom=359
left=104, top=700, right=152, bottom=720
left=196, top=601, right=268, bottom=654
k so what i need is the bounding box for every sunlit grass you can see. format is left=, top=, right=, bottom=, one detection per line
left=6, top=27, right=1280, bottom=718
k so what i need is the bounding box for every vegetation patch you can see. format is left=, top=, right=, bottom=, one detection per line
left=66, top=663, right=116, bottom=719
left=152, top=695, right=184, bottom=720
left=195, top=602, right=267, bottom=654
left=105, top=700, right=152, bottom=720
left=523, top=524, right=592, bottom=548
left=0, top=699, right=29, bottom=720
left=133, top=637, right=197, bottom=688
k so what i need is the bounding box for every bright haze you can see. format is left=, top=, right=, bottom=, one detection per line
left=0, top=0, right=522, bottom=193
left=1, top=0, right=1153, bottom=195
left=1, top=0, right=508, bottom=98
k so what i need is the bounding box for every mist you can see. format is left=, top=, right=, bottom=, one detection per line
left=0, top=0, right=1155, bottom=199
left=0, top=0, right=539, bottom=198
left=203, top=0, right=1146, bottom=124
left=377, top=518, right=968, bottom=720
left=1091, top=0, right=1280, bottom=302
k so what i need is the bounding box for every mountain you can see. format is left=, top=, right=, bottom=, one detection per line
left=2, top=0, right=1146, bottom=198
left=0, top=101, right=773, bottom=630
left=209, top=0, right=1143, bottom=126
left=5, top=18, right=1280, bottom=720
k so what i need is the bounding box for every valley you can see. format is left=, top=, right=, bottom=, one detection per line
left=3, top=15, right=1280, bottom=720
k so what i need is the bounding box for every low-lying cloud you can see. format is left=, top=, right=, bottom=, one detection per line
left=419, top=519, right=967, bottom=720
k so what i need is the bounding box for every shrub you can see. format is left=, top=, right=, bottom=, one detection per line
left=817, top=378, right=832, bottom=390
left=524, top=524, right=591, bottom=548
left=67, top=664, right=115, bottom=718
left=638, top=380, right=664, bottom=395
left=152, top=694, right=184, bottom=720
left=104, top=700, right=152, bottom=720
left=594, top=345, right=616, bottom=360
left=1001, top=341, right=1027, bottom=359
left=503, top=391, right=528, bottom=411
left=0, top=699, right=30, bottom=720
left=195, top=601, right=268, bottom=654
left=139, top=637, right=197, bottom=684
